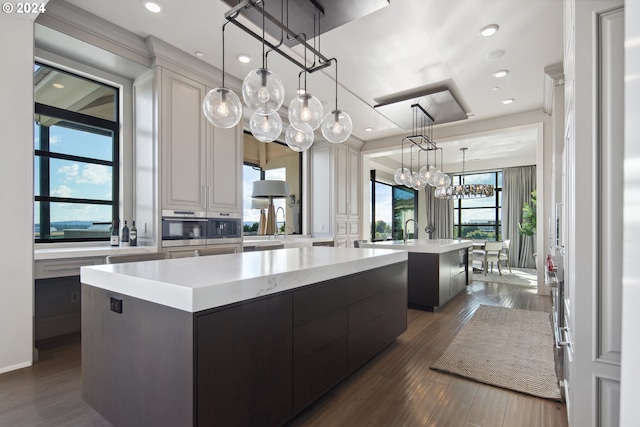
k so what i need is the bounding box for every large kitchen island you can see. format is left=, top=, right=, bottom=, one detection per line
left=80, top=247, right=407, bottom=427
left=360, top=239, right=473, bottom=311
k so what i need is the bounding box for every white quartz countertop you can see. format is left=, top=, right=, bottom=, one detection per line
left=359, top=239, right=473, bottom=254
left=80, top=247, right=407, bottom=313
left=35, top=245, right=157, bottom=261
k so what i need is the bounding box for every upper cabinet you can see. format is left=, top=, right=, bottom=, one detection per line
left=310, top=143, right=361, bottom=246
left=158, top=68, right=242, bottom=214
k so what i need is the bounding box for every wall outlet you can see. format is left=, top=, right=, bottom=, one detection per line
left=70, top=291, right=80, bottom=302
left=110, top=297, right=123, bottom=314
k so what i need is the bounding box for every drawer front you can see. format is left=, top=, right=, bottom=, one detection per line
left=293, top=279, right=347, bottom=326
left=348, top=316, right=385, bottom=371
left=293, top=336, right=347, bottom=412
left=348, top=273, right=382, bottom=304
left=348, top=293, right=382, bottom=332
left=293, top=308, right=347, bottom=362
left=35, top=257, right=104, bottom=279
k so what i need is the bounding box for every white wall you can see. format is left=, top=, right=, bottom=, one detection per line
left=0, top=13, right=37, bottom=373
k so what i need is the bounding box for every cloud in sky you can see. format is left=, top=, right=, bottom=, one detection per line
left=77, top=164, right=111, bottom=185
left=58, top=163, right=79, bottom=181
left=51, top=185, right=73, bottom=197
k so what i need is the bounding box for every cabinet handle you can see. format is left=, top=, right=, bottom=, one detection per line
left=557, top=326, right=571, bottom=348
left=46, top=266, right=82, bottom=272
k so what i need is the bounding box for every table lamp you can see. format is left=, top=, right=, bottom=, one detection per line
left=252, top=180, right=289, bottom=235
left=250, top=198, right=269, bottom=235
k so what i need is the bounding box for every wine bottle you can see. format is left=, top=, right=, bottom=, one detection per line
left=122, top=220, right=130, bottom=246
left=130, top=220, right=137, bottom=246
left=110, top=219, right=120, bottom=247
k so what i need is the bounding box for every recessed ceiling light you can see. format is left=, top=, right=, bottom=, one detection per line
left=236, top=54, right=251, bottom=63
left=52, top=83, right=64, bottom=89
left=485, top=49, right=506, bottom=60
left=493, top=69, right=509, bottom=78
left=194, top=51, right=204, bottom=58
left=479, top=24, right=499, bottom=37
left=491, top=86, right=500, bottom=91
left=364, top=127, right=374, bottom=132
left=502, top=98, right=515, bottom=104
left=143, top=1, right=163, bottom=13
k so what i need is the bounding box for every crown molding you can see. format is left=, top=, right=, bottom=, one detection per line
left=543, top=63, right=565, bottom=116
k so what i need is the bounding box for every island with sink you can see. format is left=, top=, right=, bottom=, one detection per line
left=80, top=247, right=407, bottom=426
left=360, top=239, right=473, bottom=311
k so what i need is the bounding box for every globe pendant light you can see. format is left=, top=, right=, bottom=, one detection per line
left=249, top=110, right=282, bottom=142
left=285, top=123, right=314, bottom=152
left=289, top=92, right=323, bottom=131
left=320, top=59, right=353, bottom=143
left=203, top=23, right=242, bottom=128
left=241, top=1, right=285, bottom=116
left=393, top=138, right=410, bottom=185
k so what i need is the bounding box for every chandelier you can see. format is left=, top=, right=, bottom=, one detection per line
left=434, top=147, right=495, bottom=199
left=203, top=0, right=352, bottom=151
left=394, top=104, right=451, bottom=191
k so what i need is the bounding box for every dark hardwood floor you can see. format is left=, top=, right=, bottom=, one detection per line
left=0, top=280, right=567, bottom=427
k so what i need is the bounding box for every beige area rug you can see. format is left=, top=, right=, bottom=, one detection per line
left=430, top=304, right=562, bottom=400
left=473, top=267, right=538, bottom=286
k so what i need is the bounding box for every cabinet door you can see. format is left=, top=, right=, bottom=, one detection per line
left=348, top=148, right=360, bottom=217
left=160, top=69, right=207, bottom=211
left=335, top=145, right=348, bottom=216
left=207, top=121, right=242, bottom=212
left=197, top=293, right=293, bottom=426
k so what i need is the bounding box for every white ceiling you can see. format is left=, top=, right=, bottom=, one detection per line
left=58, top=0, right=562, bottom=171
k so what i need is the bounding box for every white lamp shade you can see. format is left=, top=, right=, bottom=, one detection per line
left=250, top=198, right=270, bottom=209
left=252, top=180, right=289, bottom=198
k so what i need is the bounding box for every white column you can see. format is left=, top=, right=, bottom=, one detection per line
left=0, top=9, right=38, bottom=373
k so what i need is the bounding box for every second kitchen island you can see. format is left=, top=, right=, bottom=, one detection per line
left=360, top=239, right=472, bottom=311
left=80, top=247, right=407, bottom=427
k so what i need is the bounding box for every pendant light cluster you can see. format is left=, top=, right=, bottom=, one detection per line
left=434, top=148, right=495, bottom=199
left=203, top=0, right=352, bottom=152
left=393, top=105, right=451, bottom=191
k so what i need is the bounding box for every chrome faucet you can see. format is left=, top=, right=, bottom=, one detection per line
left=274, top=207, right=286, bottom=238
left=404, top=219, right=420, bottom=244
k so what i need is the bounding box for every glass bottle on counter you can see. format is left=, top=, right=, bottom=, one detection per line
left=121, top=220, right=130, bottom=246
left=110, top=219, right=120, bottom=246
left=130, top=220, right=137, bottom=246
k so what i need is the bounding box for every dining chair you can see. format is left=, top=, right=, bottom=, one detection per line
left=483, top=241, right=504, bottom=276
left=500, top=239, right=512, bottom=273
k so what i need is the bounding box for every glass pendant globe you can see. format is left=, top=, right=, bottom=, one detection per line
left=288, top=93, right=324, bottom=131
left=414, top=178, right=427, bottom=190
left=242, top=68, right=285, bottom=114
left=202, top=88, right=242, bottom=128
left=402, top=169, right=413, bottom=187
left=249, top=111, right=282, bottom=143
left=434, top=170, right=445, bottom=187
left=426, top=165, right=438, bottom=186
left=418, top=165, right=429, bottom=183
left=321, top=110, right=353, bottom=143
left=441, top=173, right=452, bottom=188
left=393, top=168, right=405, bottom=185
left=285, top=123, right=314, bottom=152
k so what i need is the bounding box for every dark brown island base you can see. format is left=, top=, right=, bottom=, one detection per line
left=360, top=239, right=473, bottom=311
left=80, top=247, right=408, bottom=426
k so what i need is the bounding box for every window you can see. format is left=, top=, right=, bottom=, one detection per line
left=453, top=171, right=502, bottom=240
left=34, top=63, right=119, bottom=242
left=370, top=172, right=417, bottom=241
left=242, top=134, right=301, bottom=235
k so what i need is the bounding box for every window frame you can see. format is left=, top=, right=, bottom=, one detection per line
left=370, top=171, right=418, bottom=241
left=34, top=64, right=119, bottom=243
left=452, top=171, right=502, bottom=241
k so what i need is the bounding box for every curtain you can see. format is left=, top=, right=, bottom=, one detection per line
left=424, top=187, right=453, bottom=239
left=502, top=165, right=536, bottom=268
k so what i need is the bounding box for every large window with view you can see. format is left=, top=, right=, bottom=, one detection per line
left=34, top=63, right=119, bottom=242
left=242, top=135, right=301, bottom=235
left=370, top=173, right=417, bottom=241
left=453, top=171, right=502, bottom=241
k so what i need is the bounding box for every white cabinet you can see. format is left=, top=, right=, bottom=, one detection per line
left=310, top=143, right=361, bottom=247
left=159, top=68, right=242, bottom=214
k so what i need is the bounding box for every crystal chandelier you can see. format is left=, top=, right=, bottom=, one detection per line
left=434, top=148, right=495, bottom=199
left=394, top=104, right=451, bottom=191
left=204, top=0, right=353, bottom=151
